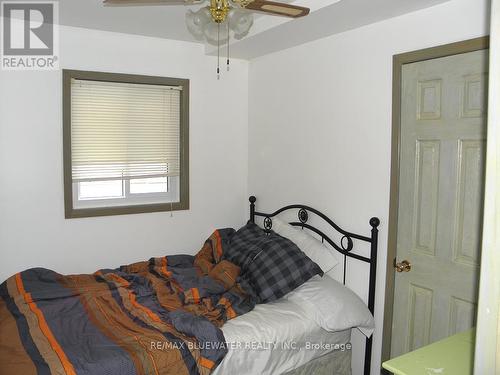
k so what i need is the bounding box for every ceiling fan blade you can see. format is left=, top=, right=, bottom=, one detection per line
left=103, top=0, right=200, bottom=6
left=242, top=0, right=309, bottom=18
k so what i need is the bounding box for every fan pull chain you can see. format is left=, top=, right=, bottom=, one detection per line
left=217, top=22, right=220, bottom=80
left=226, top=18, right=230, bottom=71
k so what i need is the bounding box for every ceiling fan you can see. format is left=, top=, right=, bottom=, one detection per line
left=103, top=0, right=310, bottom=20
left=104, top=0, right=310, bottom=78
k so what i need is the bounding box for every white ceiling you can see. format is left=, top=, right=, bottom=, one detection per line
left=59, top=0, right=451, bottom=59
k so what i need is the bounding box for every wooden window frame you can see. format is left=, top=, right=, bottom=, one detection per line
left=62, top=69, right=190, bottom=219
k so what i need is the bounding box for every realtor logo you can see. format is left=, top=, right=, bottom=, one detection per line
left=1, top=1, right=59, bottom=70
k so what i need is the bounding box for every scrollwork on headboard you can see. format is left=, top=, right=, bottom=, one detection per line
left=248, top=196, right=379, bottom=375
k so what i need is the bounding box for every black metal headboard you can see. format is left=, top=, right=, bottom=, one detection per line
left=248, top=196, right=380, bottom=375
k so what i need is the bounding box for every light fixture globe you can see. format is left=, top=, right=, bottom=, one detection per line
left=185, top=7, right=211, bottom=41
left=184, top=2, right=254, bottom=78
left=203, top=20, right=230, bottom=45
left=228, top=8, right=253, bottom=39
left=185, top=5, right=253, bottom=45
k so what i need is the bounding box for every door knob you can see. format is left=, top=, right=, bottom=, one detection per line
left=394, top=259, right=412, bottom=273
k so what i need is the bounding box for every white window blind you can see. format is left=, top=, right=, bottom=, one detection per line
left=71, top=79, right=181, bottom=182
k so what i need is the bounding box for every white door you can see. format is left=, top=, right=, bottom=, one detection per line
left=391, top=50, right=488, bottom=357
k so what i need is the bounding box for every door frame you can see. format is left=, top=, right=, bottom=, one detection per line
left=381, top=36, right=490, bottom=365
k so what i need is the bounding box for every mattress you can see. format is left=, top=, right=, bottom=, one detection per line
left=213, top=297, right=352, bottom=375
left=283, top=350, right=351, bottom=375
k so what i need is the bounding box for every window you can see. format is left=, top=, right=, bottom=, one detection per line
left=63, top=70, right=189, bottom=218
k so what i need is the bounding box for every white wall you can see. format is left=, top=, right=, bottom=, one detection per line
left=247, top=0, right=489, bottom=373
left=0, top=26, right=249, bottom=283
left=475, top=0, right=500, bottom=372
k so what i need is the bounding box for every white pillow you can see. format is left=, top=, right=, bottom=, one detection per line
left=284, top=275, right=375, bottom=337
left=270, top=217, right=339, bottom=273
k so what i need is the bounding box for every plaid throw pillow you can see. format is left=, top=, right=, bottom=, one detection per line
left=223, top=222, right=268, bottom=269
left=226, top=222, right=323, bottom=303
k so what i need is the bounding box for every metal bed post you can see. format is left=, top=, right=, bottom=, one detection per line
left=364, top=217, right=380, bottom=375
left=249, top=196, right=256, bottom=223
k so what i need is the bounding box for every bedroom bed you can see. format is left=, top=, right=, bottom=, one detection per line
left=240, top=196, right=379, bottom=375
left=0, top=196, right=379, bottom=375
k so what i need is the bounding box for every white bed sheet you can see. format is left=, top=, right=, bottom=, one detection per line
left=213, top=298, right=351, bottom=375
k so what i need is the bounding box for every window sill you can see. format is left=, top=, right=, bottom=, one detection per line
left=64, top=201, right=189, bottom=219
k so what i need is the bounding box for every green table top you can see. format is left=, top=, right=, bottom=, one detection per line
left=382, top=329, right=475, bottom=375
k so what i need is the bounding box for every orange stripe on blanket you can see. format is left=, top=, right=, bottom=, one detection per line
left=160, top=258, right=172, bottom=278
left=199, top=357, right=215, bottom=369
left=128, top=293, right=162, bottom=323
left=94, top=271, right=131, bottom=289
left=15, top=274, right=77, bottom=375
left=223, top=270, right=235, bottom=283
left=214, top=230, right=223, bottom=260
left=107, top=274, right=131, bottom=288
left=93, top=298, right=159, bottom=375
left=99, top=272, right=167, bottom=327
left=191, top=288, right=200, bottom=304
left=218, top=297, right=237, bottom=319
left=227, top=306, right=237, bottom=320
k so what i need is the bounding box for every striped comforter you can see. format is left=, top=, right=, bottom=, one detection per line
left=0, top=229, right=255, bottom=375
